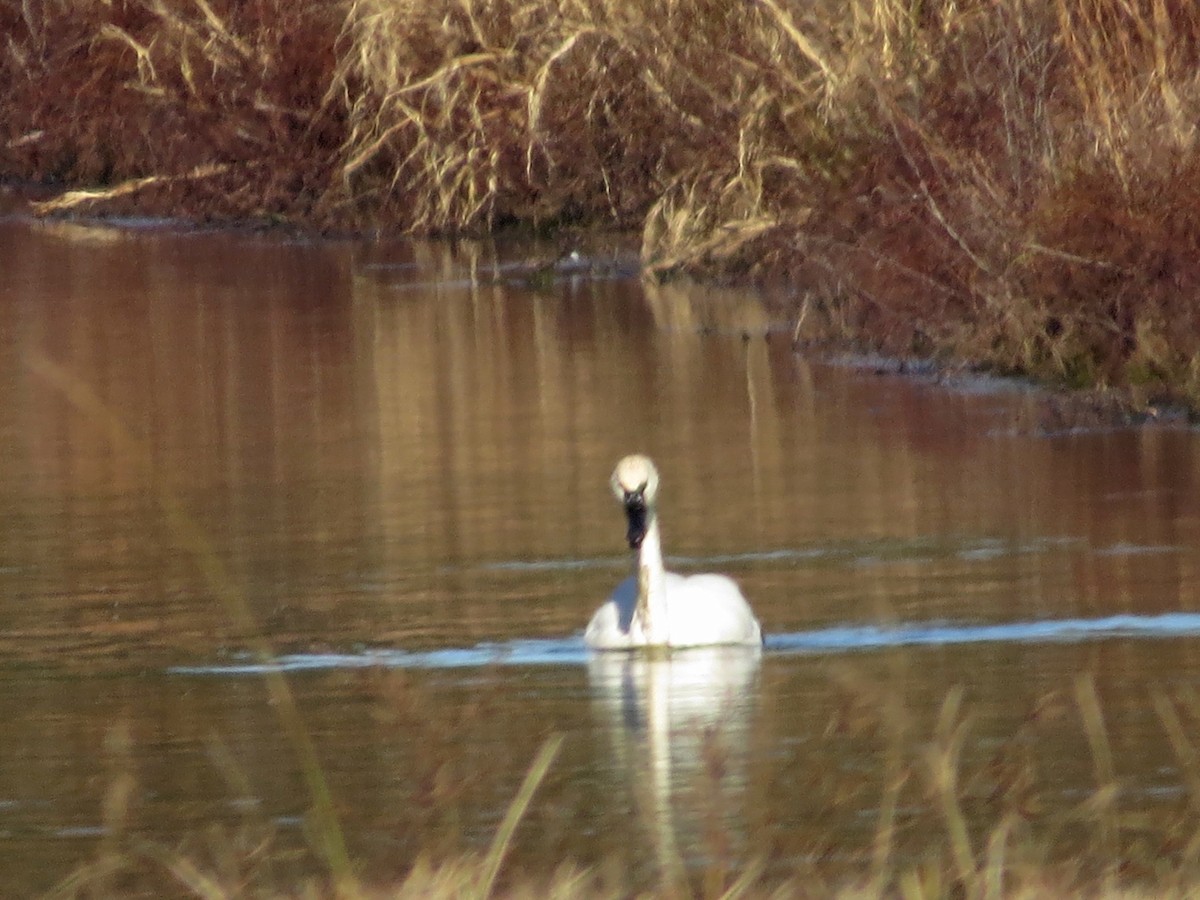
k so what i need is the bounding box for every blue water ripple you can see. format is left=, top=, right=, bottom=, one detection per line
left=169, top=613, right=1200, bottom=676
left=765, top=613, right=1200, bottom=654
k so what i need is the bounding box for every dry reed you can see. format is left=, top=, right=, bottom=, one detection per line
left=47, top=668, right=1200, bottom=898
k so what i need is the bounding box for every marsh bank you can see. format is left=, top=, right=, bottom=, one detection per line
left=6, top=0, right=1200, bottom=412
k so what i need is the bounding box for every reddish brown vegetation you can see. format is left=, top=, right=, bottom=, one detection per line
left=1, top=0, right=345, bottom=222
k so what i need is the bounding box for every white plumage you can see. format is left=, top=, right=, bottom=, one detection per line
left=585, top=455, right=762, bottom=650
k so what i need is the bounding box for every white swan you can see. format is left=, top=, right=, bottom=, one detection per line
left=585, top=455, right=763, bottom=649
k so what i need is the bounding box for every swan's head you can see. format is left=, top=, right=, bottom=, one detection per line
left=611, top=455, right=660, bottom=549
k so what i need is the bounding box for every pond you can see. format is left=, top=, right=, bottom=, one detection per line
left=2, top=218, right=1200, bottom=894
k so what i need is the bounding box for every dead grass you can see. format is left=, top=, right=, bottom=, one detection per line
left=47, top=670, right=1200, bottom=898
left=1, top=0, right=345, bottom=222
left=6, top=0, right=1200, bottom=403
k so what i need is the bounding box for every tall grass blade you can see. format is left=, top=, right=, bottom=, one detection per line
left=1074, top=674, right=1117, bottom=888
left=476, top=733, right=564, bottom=898
left=26, top=352, right=355, bottom=887
left=1151, top=690, right=1200, bottom=811
left=929, top=686, right=975, bottom=887
left=718, top=856, right=765, bottom=900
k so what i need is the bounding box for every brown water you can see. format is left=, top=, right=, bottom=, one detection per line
left=3, top=218, right=1200, bottom=893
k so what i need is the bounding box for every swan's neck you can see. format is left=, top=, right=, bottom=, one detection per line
left=635, top=515, right=670, bottom=645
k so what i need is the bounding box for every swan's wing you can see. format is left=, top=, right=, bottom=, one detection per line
left=668, top=574, right=762, bottom=647
left=585, top=576, right=641, bottom=649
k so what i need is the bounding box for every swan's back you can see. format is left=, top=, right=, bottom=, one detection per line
left=585, top=573, right=761, bottom=649
left=665, top=574, right=761, bottom=647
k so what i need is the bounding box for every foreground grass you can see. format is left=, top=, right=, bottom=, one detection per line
left=6, top=1, right=1200, bottom=409
left=50, top=670, right=1200, bottom=899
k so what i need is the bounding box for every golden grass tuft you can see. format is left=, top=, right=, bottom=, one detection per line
left=331, top=0, right=803, bottom=234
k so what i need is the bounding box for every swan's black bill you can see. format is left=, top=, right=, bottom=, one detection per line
left=624, top=491, right=648, bottom=549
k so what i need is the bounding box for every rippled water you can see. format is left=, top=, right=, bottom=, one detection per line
left=2, top=218, right=1200, bottom=893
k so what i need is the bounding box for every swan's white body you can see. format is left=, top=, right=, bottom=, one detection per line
left=585, top=455, right=762, bottom=650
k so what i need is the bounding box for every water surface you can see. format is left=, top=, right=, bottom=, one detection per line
left=2, top=219, right=1200, bottom=893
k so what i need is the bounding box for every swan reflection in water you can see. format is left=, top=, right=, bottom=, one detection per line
left=587, top=645, right=762, bottom=880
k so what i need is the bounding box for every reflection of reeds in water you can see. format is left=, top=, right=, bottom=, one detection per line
left=29, top=351, right=354, bottom=886
left=357, top=239, right=808, bottom=639
left=359, top=241, right=1200, bottom=638
left=10, top=226, right=1199, bottom=658
left=30, top=353, right=571, bottom=897
left=641, top=279, right=773, bottom=339
left=0, top=228, right=378, bottom=665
